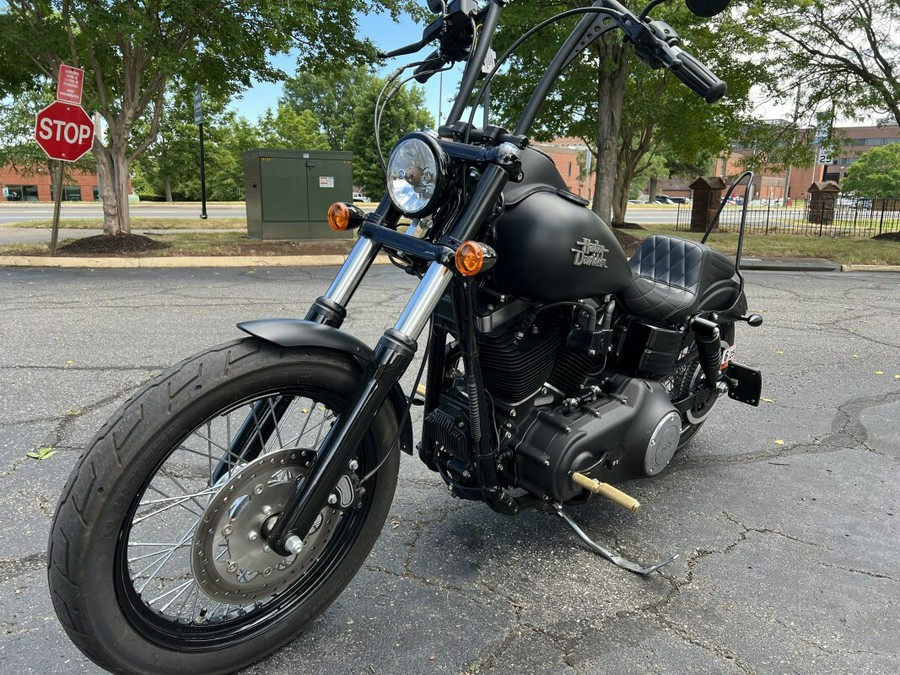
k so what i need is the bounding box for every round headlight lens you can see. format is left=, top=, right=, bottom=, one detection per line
left=386, top=135, right=444, bottom=216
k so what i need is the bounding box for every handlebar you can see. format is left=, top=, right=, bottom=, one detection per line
left=668, top=46, right=727, bottom=104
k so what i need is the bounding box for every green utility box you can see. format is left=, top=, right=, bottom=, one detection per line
left=243, top=149, right=354, bottom=239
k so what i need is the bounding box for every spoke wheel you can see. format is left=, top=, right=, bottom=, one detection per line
left=49, top=340, right=400, bottom=674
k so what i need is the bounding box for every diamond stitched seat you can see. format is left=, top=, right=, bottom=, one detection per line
left=620, top=235, right=739, bottom=324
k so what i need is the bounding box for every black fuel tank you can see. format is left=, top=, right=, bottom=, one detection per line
left=492, top=149, right=632, bottom=302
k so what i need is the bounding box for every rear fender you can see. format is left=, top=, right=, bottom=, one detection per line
left=237, top=319, right=414, bottom=454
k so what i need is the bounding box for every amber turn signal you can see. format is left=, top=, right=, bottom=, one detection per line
left=327, top=202, right=364, bottom=232
left=454, top=241, right=497, bottom=277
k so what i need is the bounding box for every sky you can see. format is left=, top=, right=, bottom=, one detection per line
left=229, top=9, right=468, bottom=128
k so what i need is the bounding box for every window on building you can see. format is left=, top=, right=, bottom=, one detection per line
left=568, top=161, right=572, bottom=177
left=4, top=185, right=24, bottom=201
left=23, top=185, right=38, bottom=201
left=92, top=185, right=100, bottom=200
left=63, top=186, right=82, bottom=201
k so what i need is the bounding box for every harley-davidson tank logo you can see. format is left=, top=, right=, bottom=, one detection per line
left=571, top=238, right=608, bottom=268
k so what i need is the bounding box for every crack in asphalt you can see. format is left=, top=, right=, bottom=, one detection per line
left=672, top=390, right=900, bottom=473
left=0, top=364, right=166, bottom=372
left=0, top=552, right=45, bottom=585
left=721, top=511, right=826, bottom=550
left=814, top=561, right=898, bottom=582
left=1, top=382, right=144, bottom=470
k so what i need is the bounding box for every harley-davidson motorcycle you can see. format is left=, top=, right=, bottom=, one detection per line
left=49, top=0, right=763, bottom=671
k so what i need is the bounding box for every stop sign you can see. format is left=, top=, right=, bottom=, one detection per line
left=34, top=101, right=95, bottom=162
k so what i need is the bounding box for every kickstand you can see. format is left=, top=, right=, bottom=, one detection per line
left=553, top=503, right=678, bottom=576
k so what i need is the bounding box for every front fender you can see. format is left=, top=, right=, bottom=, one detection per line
left=237, top=319, right=414, bottom=454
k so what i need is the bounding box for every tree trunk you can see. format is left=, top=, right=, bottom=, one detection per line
left=612, top=177, right=628, bottom=224
left=590, top=36, right=629, bottom=225
left=648, top=176, right=658, bottom=202
left=164, top=175, right=173, bottom=202
left=94, top=138, right=132, bottom=235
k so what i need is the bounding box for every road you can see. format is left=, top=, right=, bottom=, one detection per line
left=0, top=266, right=897, bottom=673
left=0, top=203, right=246, bottom=225
left=0, top=202, right=684, bottom=226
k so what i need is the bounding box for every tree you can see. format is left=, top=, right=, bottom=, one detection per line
left=258, top=104, right=329, bottom=150
left=284, top=67, right=432, bottom=197
left=133, top=81, right=232, bottom=202
left=1, top=0, right=412, bottom=236
left=489, top=1, right=774, bottom=224
left=345, top=76, right=433, bottom=198
left=764, top=0, right=900, bottom=129
left=281, top=65, right=374, bottom=150
left=841, top=144, right=900, bottom=198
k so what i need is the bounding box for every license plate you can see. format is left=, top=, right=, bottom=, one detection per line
left=720, top=344, right=737, bottom=369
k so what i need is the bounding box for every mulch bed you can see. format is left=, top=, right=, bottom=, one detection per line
left=50, top=234, right=356, bottom=257
left=60, top=234, right=169, bottom=255
left=873, top=232, right=900, bottom=242
left=611, top=228, right=642, bottom=257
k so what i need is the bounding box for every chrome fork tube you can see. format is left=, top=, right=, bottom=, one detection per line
left=393, top=262, right=453, bottom=341
left=322, top=237, right=380, bottom=307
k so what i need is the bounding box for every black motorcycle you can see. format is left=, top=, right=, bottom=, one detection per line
left=49, top=0, right=762, bottom=671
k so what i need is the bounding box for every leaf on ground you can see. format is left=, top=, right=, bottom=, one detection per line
left=874, top=371, right=884, bottom=375
left=775, top=350, right=785, bottom=355
left=852, top=354, right=859, bottom=359
left=774, top=439, right=785, bottom=446
left=65, top=359, right=75, bottom=365
left=65, top=408, right=82, bottom=416
left=26, top=447, right=57, bottom=460
left=761, top=397, right=775, bottom=403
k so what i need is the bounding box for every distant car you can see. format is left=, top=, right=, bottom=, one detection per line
left=352, top=192, right=368, bottom=203
left=653, top=195, right=675, bottom=204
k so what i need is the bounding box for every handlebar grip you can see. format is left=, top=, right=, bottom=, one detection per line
left=413, top=50, right=447, bottom=84
left=671, top=48, right=726, bottom=104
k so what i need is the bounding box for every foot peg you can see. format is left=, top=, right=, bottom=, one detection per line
left=553, top=503, right=678, bottom=576
left=571, top=472, right=641, bottom=512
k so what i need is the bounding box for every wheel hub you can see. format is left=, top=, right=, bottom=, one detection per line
left=190, top=448, right=339, bottom=604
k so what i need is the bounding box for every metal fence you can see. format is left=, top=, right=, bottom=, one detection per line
left=675, top=196, right=900, bottom=237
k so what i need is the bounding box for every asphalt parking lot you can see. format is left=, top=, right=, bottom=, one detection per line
left=0, top=265, right=898, bottom=674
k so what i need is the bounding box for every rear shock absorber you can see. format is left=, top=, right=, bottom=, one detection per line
left=691, top=316, right=721, bottom=386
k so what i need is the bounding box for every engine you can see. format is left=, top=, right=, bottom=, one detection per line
left=423, top=300, right=683, bottom=503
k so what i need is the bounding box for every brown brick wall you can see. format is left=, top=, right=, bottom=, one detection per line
left=0, top=164, right=98, bottom=202
left=531, top=141, right=595, bottom=201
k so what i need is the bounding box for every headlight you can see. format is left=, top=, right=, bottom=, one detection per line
left=386, top=132, right=448, bottom=217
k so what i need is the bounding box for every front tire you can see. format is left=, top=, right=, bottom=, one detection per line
left=48, top=339, right=401, bottom=674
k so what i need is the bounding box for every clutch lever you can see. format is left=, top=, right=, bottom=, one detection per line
left=378, top=15, right=446, bottom=59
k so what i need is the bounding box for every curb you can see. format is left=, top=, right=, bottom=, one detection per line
left=1, top=256, right=898, bottom=272
left=739, top=260, right=843, bottom=272
left=0, top=254, right=394, bottom=269
left=840, top=264, right=900, bottom=273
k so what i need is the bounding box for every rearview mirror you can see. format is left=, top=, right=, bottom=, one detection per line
left=685, top=0, right=730, bottom=17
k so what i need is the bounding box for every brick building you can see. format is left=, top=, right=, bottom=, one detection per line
left=531, top=138, right=595, bottom=201
left=0, top=165, right=100, bottom=202
left=714, top=122, right=900, bottom=201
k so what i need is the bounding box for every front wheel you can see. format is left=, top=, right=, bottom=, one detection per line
left=48, top=339, right=401, bottom=674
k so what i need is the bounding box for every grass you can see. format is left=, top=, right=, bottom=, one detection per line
left=632, top=224, right=900, bottom=266
left=2, top=217, right=244, bottom=230
left=0, top=231, right=355, bottom=257
left=1, top=220, right=898, bottom=266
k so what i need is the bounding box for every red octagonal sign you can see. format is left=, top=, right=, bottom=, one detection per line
left=34, top=101, right=95, bottom=162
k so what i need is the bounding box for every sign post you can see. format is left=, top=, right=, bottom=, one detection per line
left=194, top=85, right=208, bottom=219
left=35, top=65, right=93, bottom=254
